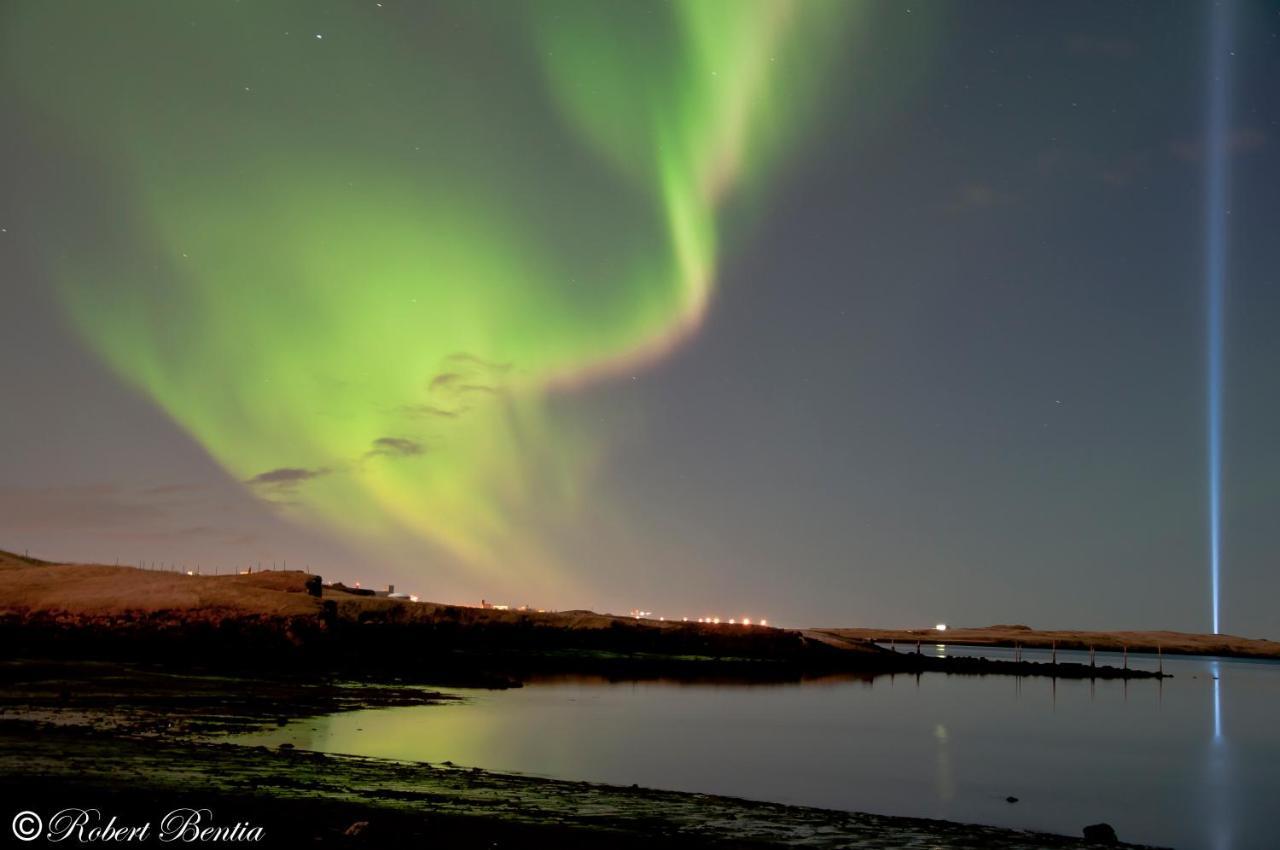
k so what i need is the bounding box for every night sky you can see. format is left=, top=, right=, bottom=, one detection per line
left=2, top=2, right=1278, bottom=636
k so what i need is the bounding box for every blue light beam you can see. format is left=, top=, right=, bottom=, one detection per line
left=1205, top=0, right=1233, bottom=637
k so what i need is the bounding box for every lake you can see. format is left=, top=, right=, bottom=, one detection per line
left=238, top=647, right=1279, bottom=849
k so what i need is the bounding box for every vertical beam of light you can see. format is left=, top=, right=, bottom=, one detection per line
left=1204, top=0, right=1233, bottom=636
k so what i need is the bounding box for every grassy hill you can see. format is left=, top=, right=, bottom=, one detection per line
left=0, top=550, right=872, bottom=675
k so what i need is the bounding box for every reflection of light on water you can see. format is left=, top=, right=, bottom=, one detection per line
left=1213, top=660, right=1223, bottom=740
left=1208, top=659, right=1229, bottom=850
left=933, top=723, right=953, bottom=803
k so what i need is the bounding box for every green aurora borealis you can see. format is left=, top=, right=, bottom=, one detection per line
left=5, top=1, right=854, bottom=580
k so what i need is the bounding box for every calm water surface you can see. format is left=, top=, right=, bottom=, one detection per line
left=242, top=648, right=1279, bottom=850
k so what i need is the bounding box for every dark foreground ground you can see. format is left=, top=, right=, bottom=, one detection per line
left=0, top=553, right=1169, bottom=847
left=0, top=553, right=1164, bottom=682
left=0, top=728, right=1154, bottom=850
left=0, top=662, right=1159, bottom=850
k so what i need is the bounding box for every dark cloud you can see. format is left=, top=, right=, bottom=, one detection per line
left=416, top=352, right=513, bottom=418
left=245, top=467, right=330, bottom=487
left=429, top=372, right=461, bottom=391
left=400, top=403, right=460, bottom=419
left=458, top=384, right=499, bottom=396
left=364, top=437, right=425, bottom=460
left=445, top=352, right=512, bottom=373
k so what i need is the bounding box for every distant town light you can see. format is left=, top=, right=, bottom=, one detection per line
left=760, top=619, right=768, bottom=627
left=935, top=623, right=948, bottom=632
left=743, top=618, right=752, bottom=626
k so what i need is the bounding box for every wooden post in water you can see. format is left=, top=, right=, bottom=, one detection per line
left=889, top=639, right=895, bottom=653
left=1052, top=640, right=1057, bottom=665
left=1090, top=645, right=1095, bottom=670
left=1123, top=645, right=1128, bottom=671
left=1158, top=644, right=1163, bottom=675
left=915, top=640, right=921, bottom=656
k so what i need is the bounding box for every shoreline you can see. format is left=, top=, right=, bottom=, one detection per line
left=1, top=557, right=1171, bottom=681
left=0, top=661, right=1164, bottom=849
left=0, top=729, right=1161, bottom=849
left=0, top=727, right=1162, bottom=844
left=813, top=626, right=1280, bottom=662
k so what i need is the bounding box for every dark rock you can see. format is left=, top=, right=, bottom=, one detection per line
left=1082, top=822, right=1118, bottom=844
left=343, top=820, right=369, bottom=837
left=277, top=742, right=294, bottom=751
left=1006, top=796, right=1019, bottom=803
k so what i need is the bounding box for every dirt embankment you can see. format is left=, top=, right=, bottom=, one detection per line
left=0, top=553, right=1185, bottom=678
left=0, top=554, right=866, bottom=675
